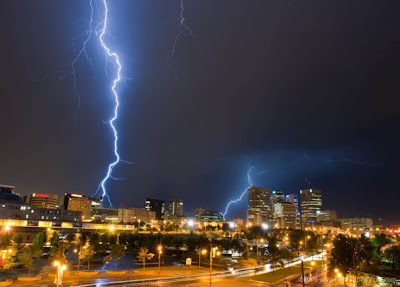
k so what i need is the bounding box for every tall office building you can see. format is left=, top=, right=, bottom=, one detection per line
left=270, top=190, right=285, bottom=214
left=247, top=186, right=271, bottom=226
left=28, top=193, right=58, bottom=209
left=168, top=199, right=183, bottom=216
left=286, top=193, right=300, bottom=228
left=274, top=202, right=297, bottom=229
left=299, top=189, right=322, bottom=227
left=144, top=198, right=165, bottom=221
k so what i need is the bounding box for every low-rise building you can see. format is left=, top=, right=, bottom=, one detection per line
left=28, top=193, right=58, bottom=209
left=118, top=207, right=156, bottom=223
left=341, top=217, right=373, bottom=231
left=91, top=207, right=119, bottom=223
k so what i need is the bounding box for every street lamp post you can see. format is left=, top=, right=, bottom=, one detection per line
left=199, top=249, right=206, bottom=267
left=301, top=258, right=305, bottom=287
left=158, top=245, right=163, bottom=275
left=54, top=261, right=66, bottom=287
left=209, top=239, right=212, bottom=286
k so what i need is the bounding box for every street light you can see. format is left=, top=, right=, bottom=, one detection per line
left=54, top=261, right=67, bottom=287
left=158, top=245, right=163, bottom=274
left=3, top=226, right=10, bottom=232
left=199, top=249, right=207, bottom=267
left=256, top=237, right=264, bottom=263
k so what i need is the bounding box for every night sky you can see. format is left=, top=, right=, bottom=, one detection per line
left=1, top=1, right=399, bottom=223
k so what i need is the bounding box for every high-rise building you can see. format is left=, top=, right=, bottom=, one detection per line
left=168, top=199, right=183, bottom=216
left=270, top=190, right=285, bottom=215
left=299, top=189, right=322, bottom=226
left=144, top=198, right=165, bottom=221
left=247, top=186, right=271, bottom=226
left=118, top=208, right=156, bottom=223
left=28, top=193, right=58, bottom=209
left=274, top=202, right=297, bottom=229
left=286, top=193, right=301, bottom=228
left=62, top=193, right=92, bottom=221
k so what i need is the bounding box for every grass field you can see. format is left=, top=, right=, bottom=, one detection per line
left=253, top=260, right=323, bottom=283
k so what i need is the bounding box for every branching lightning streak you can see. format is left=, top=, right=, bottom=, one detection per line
left=92, top=0, right=123, bottom=207
left=223, top=166, right=255, bottom=220
left=167, top=0, right=192, bottom=79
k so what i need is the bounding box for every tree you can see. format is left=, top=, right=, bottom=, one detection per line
left=33, top=232, right=46, bottom=249
left=384, top=246, right=400, bottom=271
left=18, top=246, right=35, bottom=277
left=12, top=233, right=23, bottom=256
left=66, top=233, right=75, bottom=243
left=82, top=245, right=95, bottom=271
left=137, top=247, right=154, bottom=268
left=358, top=234, right=374, bottom=267
left=331, top=234, right=358, bottom=276
left=110, top=244, right=125, bottom=270
left=280, top=248, right=294, bottom=267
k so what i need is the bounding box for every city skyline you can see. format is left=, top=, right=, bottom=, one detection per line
left=0, top=1, right=399, bottom=224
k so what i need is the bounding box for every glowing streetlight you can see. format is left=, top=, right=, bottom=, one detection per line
left=54, top=261, right=67, bottom=287
left=158, top=245, right=163, bottom=274
left=3, top=226, right=10, bottom=232
left=108, top=225, right=115, bottom=232
left=199, top=249, right=207, bottom=267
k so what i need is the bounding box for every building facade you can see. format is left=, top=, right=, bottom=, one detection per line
left=247, top=186, right=271, bottom=226
left=144, top=198, right=165, bottom=221
left=28, top=193, right=58, bottom=209
left=118, top=208, right=156, bottom=223
left=91, top=208, right=119, bottom=223
left=317, top=209, right=338, bottom=222
left=168, top=199, right=183, bottom=217
left=299, top=188, right=322, bottom=227
left=274, top=202, right=297, bottom=229
left=341, top=217, right=373, bottom=231
left=62, top=193, right=92, bottom=221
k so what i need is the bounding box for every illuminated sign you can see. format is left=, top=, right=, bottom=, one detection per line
left=33, top=193, right=49, bottom=198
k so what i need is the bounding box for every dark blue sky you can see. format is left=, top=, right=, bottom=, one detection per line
left=0, top=0, right=399, bottom=223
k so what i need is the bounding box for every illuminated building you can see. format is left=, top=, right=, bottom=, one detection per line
left=198, top=210, right=223, bottom=222
left=274, top=202, right=297, bottom=229
left=168, top=199, right=183, bottom=216
left=91, top=208, right=119, bottom=223
left=247, top=186, right=271, bottom=226
left=62, top=193, right=92, bottom=220
left=28, top=193, right=58, bottom=209
left=341, top=217, right=373, bottom=230
left=299, top=188, right=322, bottom=227
left=118, top=207, right=156, bottom=223
left=317, top=209, right=338, bottom=222
left=144, top=198, right=165, bottom=221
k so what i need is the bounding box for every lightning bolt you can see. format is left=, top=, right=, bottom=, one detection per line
left=167, top=0, right=193, bottom=79
left=91, top=0, right=125, bottom=208
left=223, top=166, right=255, bottom=220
